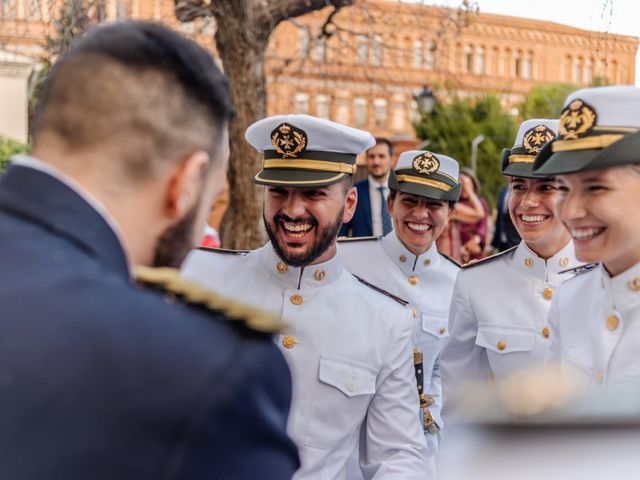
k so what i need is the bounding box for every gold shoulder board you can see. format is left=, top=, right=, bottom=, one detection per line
left=197, top=246, right=250, bottom=255
left=439, top=252, right=462, bottom=268
left=133, top=266, right=285, bottom=333
left=337, top=235, right=381, bottom=243
left=462, top=245, right=518, bottom=269
left=559, top=263, right=599, bottom=275
left=352, top=274, right=409, bottom=306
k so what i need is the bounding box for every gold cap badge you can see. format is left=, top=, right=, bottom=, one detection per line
left=559, top=99, right=597, bottom=140
left=523, top=125, right=556, bottom=154
left=271, top=123, right=307, bottom=158
left=412, top=152, right=440, bottom=175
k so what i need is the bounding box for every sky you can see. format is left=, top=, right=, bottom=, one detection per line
left=419, top=0, right=640, bottom=85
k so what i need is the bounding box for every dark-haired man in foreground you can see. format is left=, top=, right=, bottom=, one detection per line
left=0, top=22, right=298, bottom=479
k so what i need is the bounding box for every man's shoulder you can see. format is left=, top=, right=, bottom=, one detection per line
left=354, top=178, right=369, bottom=189
left=134, top=266, right=285, bottom=334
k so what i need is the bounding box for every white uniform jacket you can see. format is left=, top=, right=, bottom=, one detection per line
left=182, top=243, right=430, bottom=480
left=547, top=262, right=640, bottom=386
left=339, top=232, right=460, bottom=437
left=440, top=241, right=579, bottom=397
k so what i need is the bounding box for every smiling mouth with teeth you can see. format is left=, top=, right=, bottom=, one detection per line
left=281, top=221, right=314, bottom=239
left=571, top=227, right=605, bottom=241
left=406, top=222, right=433, bottom=233
left=519, top=214, right=549, bottom=223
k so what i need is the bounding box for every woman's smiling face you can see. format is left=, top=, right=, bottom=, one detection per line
left=556, top=166, right=640, bottom=276
left=508, top=177, right=571, bottom=259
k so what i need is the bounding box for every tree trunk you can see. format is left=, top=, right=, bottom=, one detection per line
left=213, top=2, right=271, bottom=250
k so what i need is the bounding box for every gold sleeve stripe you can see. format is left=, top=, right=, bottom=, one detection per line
left=263, top=159, right=357, bottom=174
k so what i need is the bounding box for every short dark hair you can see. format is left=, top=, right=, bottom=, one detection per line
left=34, top=21, right=234, bottom=180
left=370, top=137, right=394, bottom=157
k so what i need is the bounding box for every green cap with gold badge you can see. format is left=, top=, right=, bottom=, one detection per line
left=388, top=150, right=462, bottom=202
left=501, top=119, right=558, bottom=178
left=245, top=114, right=375, bottom=187
left=534, top=85, right=640, bottom=175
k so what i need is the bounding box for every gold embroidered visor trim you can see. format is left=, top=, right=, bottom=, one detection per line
left=254, top=172, right=346, bottom=185
left=263, top=159, right=357, bottom=174
left=395, top=174, right=452, bottom=191
left=508, top=154, right=535, bottom=164
left=552, top=134, right=625, bottom=153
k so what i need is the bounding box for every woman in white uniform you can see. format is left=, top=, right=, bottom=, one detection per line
left=533, top=86, right=640, bottom=386
left=440, top=119, right=580, bottom=403
left=339, top=150, right=462, bottom=448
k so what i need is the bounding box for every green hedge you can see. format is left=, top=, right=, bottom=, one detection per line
left=0, top=136, right=29, bottom=172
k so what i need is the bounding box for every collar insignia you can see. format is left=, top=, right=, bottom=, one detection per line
left=523, top=125, right=556, bottom=153
left=559, top=99, right=597, bottom=140
left=412, top=152, right=440, bottom=175
left=271, top=123, right=307, bottom=158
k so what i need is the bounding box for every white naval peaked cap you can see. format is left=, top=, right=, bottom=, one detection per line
left=501, top=118, right=558, bottom=178
left=246, top=114, right=375, bottom=187
left=388, top=150, right=462, bottom=202
left=534, top=85, right=640, bottom=175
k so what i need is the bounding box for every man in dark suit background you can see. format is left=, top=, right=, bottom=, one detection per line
left=339, top=137, right=395, bottom=237
left=0, top=22, right=298, bottom=479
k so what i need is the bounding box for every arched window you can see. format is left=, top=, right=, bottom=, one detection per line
left=357, top=35, right=369, bottom=64
left=294, top=93, right=310, bottom=115
left=354, top=98, right=368, bottom=127
left=476, top=46, right=485, bottom=75
left=426, top=41, right=435, bottom=70
left=464, top=44, right=473, bottom=72
left=413, top=39, right=423, bottom=69
left=372, top=35, right=382, bottom=66
left=315, top=95, right=330, bottom=119
left=373, top=98, right=388, bottom=129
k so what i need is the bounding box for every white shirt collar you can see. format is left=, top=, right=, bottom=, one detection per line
left=381, top=230, right=440, bottom=275
left=11, top=155, right=131, bottom=269
left=258, top=241, right=344, bottom=290
left=512, top=240, right=579, bottom=284
left=601, top=262, right=640, bottom=313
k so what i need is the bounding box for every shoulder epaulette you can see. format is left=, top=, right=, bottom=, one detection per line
left=133, top=266, right=284, bottom=333
left=462, top=245, right=517, bottom=269
left=352, top=274, right=409, bottom=306
left=197, top=246, right=250, bottom=255
left=337, top=235, right=381, bottom=243
left=439, top=252, right=462, bottom=268
left=559, top=263, right=599, bottom=275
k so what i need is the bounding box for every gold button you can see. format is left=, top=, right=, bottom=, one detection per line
left=411, top=307, right=417, bottom=318
left=423, top=258, right=431, bottom=266
left=282, top=335, right=296, bottom=349
left=542, top=326, right=550, bottom=338
left=497, top=340, right=506, bottom=351
left=595, top=371, right=604, bottom=384
left=524, top=258, right=534, bottom=268
left=439, top=327, right=446, bottom=335
left=543, top=287, right=554, bottom=300
left=399, top=255, right=407, bottom=263
left=409, top=275, right=419, bottom=285
left=314, top=270, right=326, bottom=281
left=606, top=314, right=619, bottom=331
left=559, top=257, right=569, bottom=268
left=276, top=262, right=288, bottom=273
left=290, top=294, right=303, bottom=305
left=627, top=277, right=640, bottom=292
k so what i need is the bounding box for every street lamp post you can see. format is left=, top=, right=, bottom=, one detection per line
left=415, top=85, right=436, bottom=115
left=470, top=134, right=485, bottom=174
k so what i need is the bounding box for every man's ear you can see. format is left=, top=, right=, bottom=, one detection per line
left=165, top=150, right=210, bottom=219
left=342, top=185, right=358, bottom=224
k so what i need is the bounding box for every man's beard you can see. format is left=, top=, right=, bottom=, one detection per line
left=152, top=203, right=199, bottom=269
left=264, top=208, right=344, bottom=268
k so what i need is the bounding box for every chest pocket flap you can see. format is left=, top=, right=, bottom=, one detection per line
left=476, top=325, right=535, bottom=354
left=318, top=355, right=377, bottom=397
left=421, top=310, right=450, bottom=339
